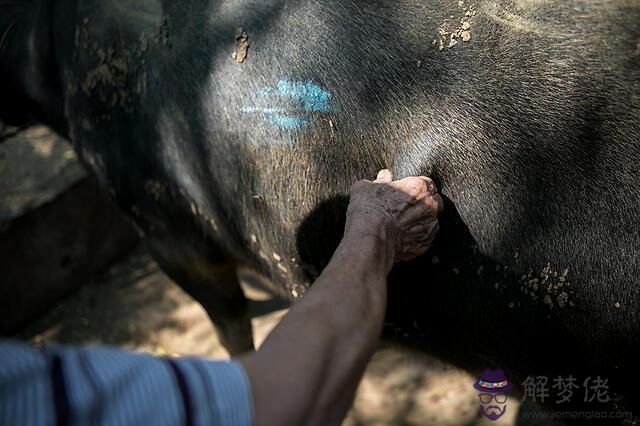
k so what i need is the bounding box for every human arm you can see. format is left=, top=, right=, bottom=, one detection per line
left=239, top=169, right=443, bottom=426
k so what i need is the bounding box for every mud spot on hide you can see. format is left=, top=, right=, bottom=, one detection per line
left=179, top=191, right=219, bottom=233
left=232, top=27, right=250, bottom=63
left=290, top=284, right=306, bottom=299
left=79, top=49, right=135, bottom=118
left=75, top=11, right=168, bottom=121
left=432, top=2, right=475, bottom=51
left=154, top=16, right=171, bottom=47
left=518, top=263, right=574, bottom=309
left=134, top=69, right=148, bottom=96
left=82, top=57, right=129, bottom=96
left=144, top=180, right=165, bottom=200
left=557, top=292, right=568, bottom=308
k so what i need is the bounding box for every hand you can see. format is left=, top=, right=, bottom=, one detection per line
left=346, top=169, right=443, bottom=263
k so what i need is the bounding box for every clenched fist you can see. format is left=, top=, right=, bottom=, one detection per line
left=346, top=169, right=443, bottom=265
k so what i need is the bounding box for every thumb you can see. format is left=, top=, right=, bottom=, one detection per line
left=374, top=169, right=393, bottom=183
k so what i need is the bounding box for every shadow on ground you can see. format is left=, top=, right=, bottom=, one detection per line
left=15, top=244, right=559, bottom=426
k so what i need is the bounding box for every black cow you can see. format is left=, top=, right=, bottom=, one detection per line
left=2, top=0, right=639, bottom=419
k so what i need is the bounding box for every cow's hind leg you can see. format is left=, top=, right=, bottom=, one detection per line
left=148, top=246, right=254, bottom=356
left=179, top=264, right=254, bottom=356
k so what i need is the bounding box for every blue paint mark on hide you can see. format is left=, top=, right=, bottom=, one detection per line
left=269, top=79, right=334, bottom=113
left=241, top=78, right=334, bottom=132
left=250, top=137, right=292, bottom=146
left=240, top=107, right=286, bottom=114
left=268, top=115, right=309, bottom=129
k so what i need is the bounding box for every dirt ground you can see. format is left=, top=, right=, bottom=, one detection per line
left=0, top=126, right=85, bottom=221
left=13, top=244, right=544, bottom=426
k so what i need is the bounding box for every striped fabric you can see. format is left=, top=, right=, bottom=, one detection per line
left=0, top=340, right=253, bottom=426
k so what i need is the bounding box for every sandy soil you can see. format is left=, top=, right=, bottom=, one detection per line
left=12, top=244, right=549, bottom=426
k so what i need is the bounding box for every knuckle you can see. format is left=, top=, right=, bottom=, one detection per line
left=420, top=176, right=434, bottom=187
left=427, top=194, right=443, bottom=213
left=434, top=193, right=444, bottom=209
left=407, top=181, right=424, bottom=198
left=350, top=179, right=368, bottom=193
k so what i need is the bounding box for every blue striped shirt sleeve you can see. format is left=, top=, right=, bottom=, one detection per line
left=0, top=340, right=254, bottom=426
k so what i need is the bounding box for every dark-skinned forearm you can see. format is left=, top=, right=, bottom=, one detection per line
left=239, top=218, right=394, bottom=426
